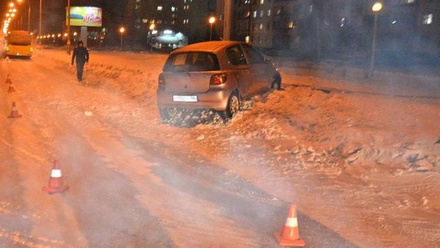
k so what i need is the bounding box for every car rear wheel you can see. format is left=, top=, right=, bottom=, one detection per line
left=159, top=107, right=179, bottom=122
left=224, top=92, right=240, bottom=119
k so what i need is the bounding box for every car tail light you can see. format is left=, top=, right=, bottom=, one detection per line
left=210, top=73, right=227, bottom=85
left=158, top=73, right=165, bottom=89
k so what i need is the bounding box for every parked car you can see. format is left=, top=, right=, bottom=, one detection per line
left=156, top=41, right=281, bottom=122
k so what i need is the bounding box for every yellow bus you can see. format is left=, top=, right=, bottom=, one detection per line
left=5, top=30, right=33, bottom=58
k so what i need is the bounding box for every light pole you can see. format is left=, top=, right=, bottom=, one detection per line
left=39, top=0, right=42, bottom=44
left=119, top=27, right=125, bottom=50
left=17, top=0, right=30, bottom=31
left=223, top=0, right=232, bottom=41
left=209, top=16, right=216, bottom=41
left=247, top=0, right=252, bottom=43
left=66, top=0, right=71, bottom=54
left=369, top=2, right=382, bottom=77
left=148, top=24, right=155, bottom=52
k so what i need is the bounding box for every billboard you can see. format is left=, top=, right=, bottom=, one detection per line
left=69, top=6, right=102, bottom=27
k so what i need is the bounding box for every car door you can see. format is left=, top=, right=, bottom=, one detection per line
left=225, top=45, right=258, bottom=99
left=240, top=44, right=275, bottom=94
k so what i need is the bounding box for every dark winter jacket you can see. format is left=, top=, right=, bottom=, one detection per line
left=71, top=46, right=89, bottom=65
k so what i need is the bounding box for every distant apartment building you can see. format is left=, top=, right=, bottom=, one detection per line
left=124, top=0, right=219, bottom=45
left=123, top=0, right=439, bottom=57
left=232, top=0, right=439, bottom=57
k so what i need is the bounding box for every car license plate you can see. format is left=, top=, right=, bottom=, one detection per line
left=173, top=95, right=197, bottom=102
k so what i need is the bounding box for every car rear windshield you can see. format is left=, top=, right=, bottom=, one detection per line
left=163, top=52, right=220, bottom=72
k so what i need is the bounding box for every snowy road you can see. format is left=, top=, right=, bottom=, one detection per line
left=0, top=50, right=354, bottom=247
left=1, top=48, right=439, bottom=247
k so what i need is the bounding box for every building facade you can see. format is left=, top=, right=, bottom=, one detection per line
left=124, top=0, right=220, bottom=46
left=122, top=0, right=439, bottom=58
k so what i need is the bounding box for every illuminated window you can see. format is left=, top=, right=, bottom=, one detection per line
left=398, top=0, right=415, bottom=4
left=259, top=23, right=263, bottom=30
left=253, top=11, right=257, bottom=18
left=260, top=0, right=264, bottom=4
left=288, top=21, right=295, bottom=29
left=260, top=10, right=264, bottom=17
left=267, top=9, right=271, bottom=16
left=157, top=6, right=163, bottom=11
left=171, top=6, right=176, bottom=12
left=423, top=14, right=433, bottom=25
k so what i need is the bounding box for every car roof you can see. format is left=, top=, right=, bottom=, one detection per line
left=171, top=41, right=244, bottom=54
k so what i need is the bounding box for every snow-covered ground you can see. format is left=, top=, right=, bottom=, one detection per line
left=1, top=46, right=439, bottom=247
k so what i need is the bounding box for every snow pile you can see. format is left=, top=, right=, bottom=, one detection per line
left=47, top=56, right=156, bottom=102
left=40, top=49, right=440, bottom=177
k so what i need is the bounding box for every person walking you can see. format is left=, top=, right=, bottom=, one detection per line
left=71, top=41, right=89, bottom=82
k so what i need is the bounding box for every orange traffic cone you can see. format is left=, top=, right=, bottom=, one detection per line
left=8, top=102, right=22, bottom=118
left=8, top=82, right=16, bottom=93
left=42, top=160, right=69, bottom=194
left=5, top=74, right=11, bottom=84
left=274, top=205, right=305, bottom=247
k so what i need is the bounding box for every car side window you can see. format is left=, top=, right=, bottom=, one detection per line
left=226, top=46, right=247, bottom=66
left=241, top=44, right=265, bottom=65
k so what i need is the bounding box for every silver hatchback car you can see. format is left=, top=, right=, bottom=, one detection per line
left=157, top=41, right=281, bottom=122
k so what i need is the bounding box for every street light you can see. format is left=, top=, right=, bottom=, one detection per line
left=208, top=16, right=216, bottom=41
left=7, top=4, right=17, bottom=30
left=119, top=27, right=125, bottom=50
left=4, top=4, right=15, bottom=33
left=369, top=2, right=382, bottom=77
